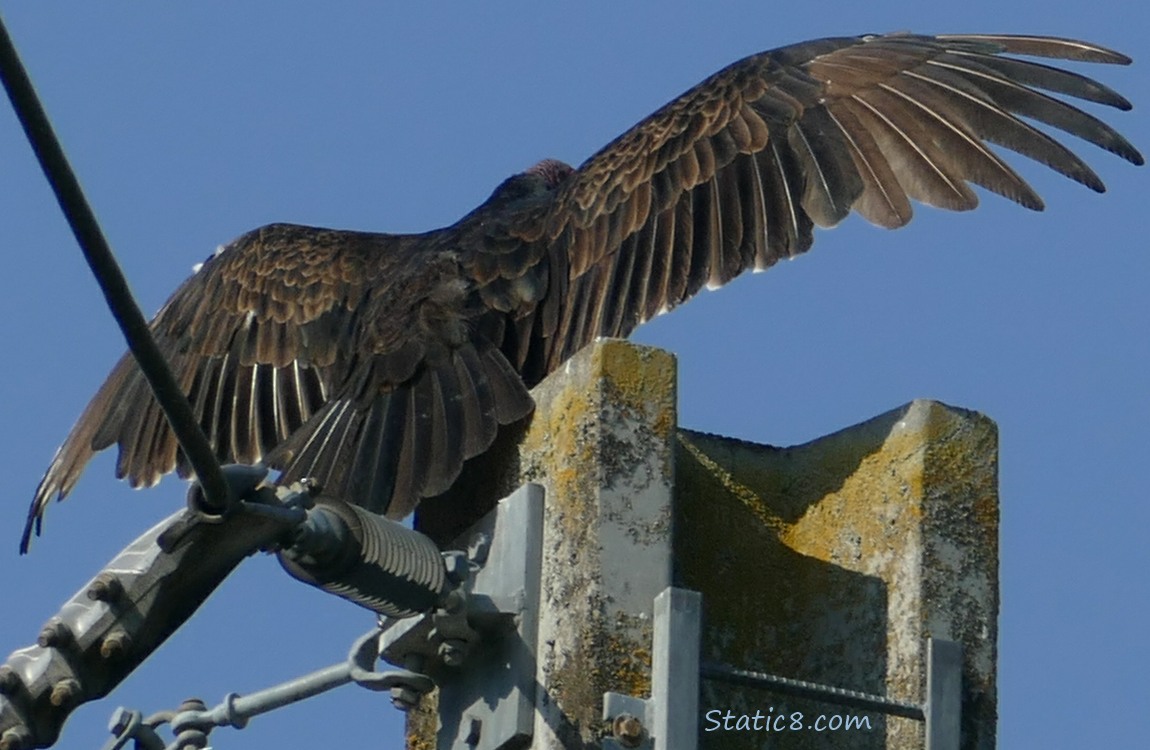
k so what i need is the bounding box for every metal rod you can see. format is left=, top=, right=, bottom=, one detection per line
left=0, top=11, right=231, bottom=514
left=204, top=663, right=354, bottom=727
left=700, top=661, right=925, bottom=721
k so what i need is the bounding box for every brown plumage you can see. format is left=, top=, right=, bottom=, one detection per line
left=22, top=32, right=1142, bottom=552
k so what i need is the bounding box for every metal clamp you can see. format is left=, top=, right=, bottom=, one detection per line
left=1, top=467, right=314, bottom=750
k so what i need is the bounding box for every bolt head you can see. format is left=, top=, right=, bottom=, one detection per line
left=87, top=573, right=124, bottom=603
left=37, top=621, right=73, bottom=650
left=0, top=667, right=21, bottom=695
left=438, top=640, right=467, bottom=667
left=49, top=679, right=81, bottom=708
left=108, top=707, right=134, bottom=735
left=442, top=552, right=471, bottom=585
left=389, top=685, right=422, bottom=712
left=100, top=631, right=132, bottom=660
left=612, top=713, right=645, bottom=748
left=0, top=727, right=33, bottom=750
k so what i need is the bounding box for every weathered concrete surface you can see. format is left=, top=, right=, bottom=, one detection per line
left=678, top=400, right=998, bottom=750
left=409, top=339, right=678, bottom=749
left=408, top=342, right=999, bottom=749
left=518, top=339, right=677, bottom=749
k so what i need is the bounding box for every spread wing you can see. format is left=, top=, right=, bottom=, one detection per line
left=23, top=223, right=532, bottom=551
left=25, top=32, right=1141, bottom=551
left=478, top=33, right=1141, bottom=383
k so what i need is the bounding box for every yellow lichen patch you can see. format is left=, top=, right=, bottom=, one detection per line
left=677, top=434, right=789, bottom=537
left=404, top=690, right=438, bottom=750
left=675, top=399, right=1000, bottom=726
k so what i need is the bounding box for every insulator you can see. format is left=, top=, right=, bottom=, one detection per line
left=277, top=502, right=449, bottom=618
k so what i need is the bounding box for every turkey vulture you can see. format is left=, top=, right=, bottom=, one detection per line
left=21, top=32, right=1142, bottom=552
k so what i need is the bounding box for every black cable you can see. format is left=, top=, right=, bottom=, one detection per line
left=0, top=12, right=232, bottom=513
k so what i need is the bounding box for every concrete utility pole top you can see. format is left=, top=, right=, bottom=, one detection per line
left=408, top=339, right=999, bottom=750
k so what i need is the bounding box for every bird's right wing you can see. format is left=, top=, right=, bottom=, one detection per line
left=28, top=225, right=398, bottom=548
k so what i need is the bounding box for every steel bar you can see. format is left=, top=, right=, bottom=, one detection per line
left=700, top=661, right=925, bottom=721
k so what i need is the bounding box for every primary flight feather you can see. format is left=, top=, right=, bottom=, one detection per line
left=22, top=32, right=1142, bottom=552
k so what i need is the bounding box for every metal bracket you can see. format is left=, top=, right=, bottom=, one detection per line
left=924, top=638, right=962, bottom=750
left=604, top=588, right=964, bottom=750
left=379, top=483, right=545, bottom=750
left=86, top=484, right=543, bottom=750
left=602, top=588, right=702, bottom=750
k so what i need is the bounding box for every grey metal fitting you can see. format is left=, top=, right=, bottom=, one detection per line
left=36, top=620, right=73, bottom=650
left=87, top=572, right=124, bottom=603
left=0, top=726, right=32, bottom=750
left=437, top=639, right=469, bottom=668
left=389, top=685, right=423, bottom=712
left=467, top=532, right=491, bottom=565
left=0, top=668, right=19, bottom=695
left=48, top=679, right=81, bottom=709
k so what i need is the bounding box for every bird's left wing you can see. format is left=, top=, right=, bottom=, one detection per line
left=483, top=33, right=1141, bottom=383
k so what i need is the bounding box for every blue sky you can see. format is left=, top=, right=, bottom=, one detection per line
left=0, top=2, right=1145, bottom=748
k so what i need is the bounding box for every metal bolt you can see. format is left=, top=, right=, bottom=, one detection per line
left=0, top=727, right=33, bottom=750
left=100, top=630, right=132, bottom=660
left=0, top=667, right=20, bottom=695
left=87, top=573, right=124, bottom=603
left=442, top=551, right=470, bottom=585
left=389, top=685, right=422, bottom=712
left=48, top=679, right=81, bottom=709
left=438, top=639, right=468, bottom=667
left=441, top=588, right=467, bottom=614
left=612, top=713, right=645, bottom=748
left=37, top=620, right=73, bottom=650
left=108, top=707, right=134, bottom=736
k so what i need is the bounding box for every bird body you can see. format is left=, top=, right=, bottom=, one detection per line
left=21, top=32, right=1142, bottom=552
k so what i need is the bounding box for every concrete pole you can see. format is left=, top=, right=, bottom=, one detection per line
left=407, top=340, right=998, bottom=750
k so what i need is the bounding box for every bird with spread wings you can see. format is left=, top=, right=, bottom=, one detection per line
left=21, top=32, right=1142, bottom=552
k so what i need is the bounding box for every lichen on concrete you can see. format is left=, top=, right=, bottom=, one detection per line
left=677, top=400, right=999, bottom=750
left=406, top=342, right=999, bottom=750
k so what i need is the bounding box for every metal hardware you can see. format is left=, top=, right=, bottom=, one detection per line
left=379, top=484, right=544, bottom=750
left=700, top=662, right=925, bottom=720
left=100, top=626, right=433, bottom=750
left=0, top=468, right=312, bottom=750
left=603, top=588, right=701, bottom=750
left=603, top=588, right=964, bottom=750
